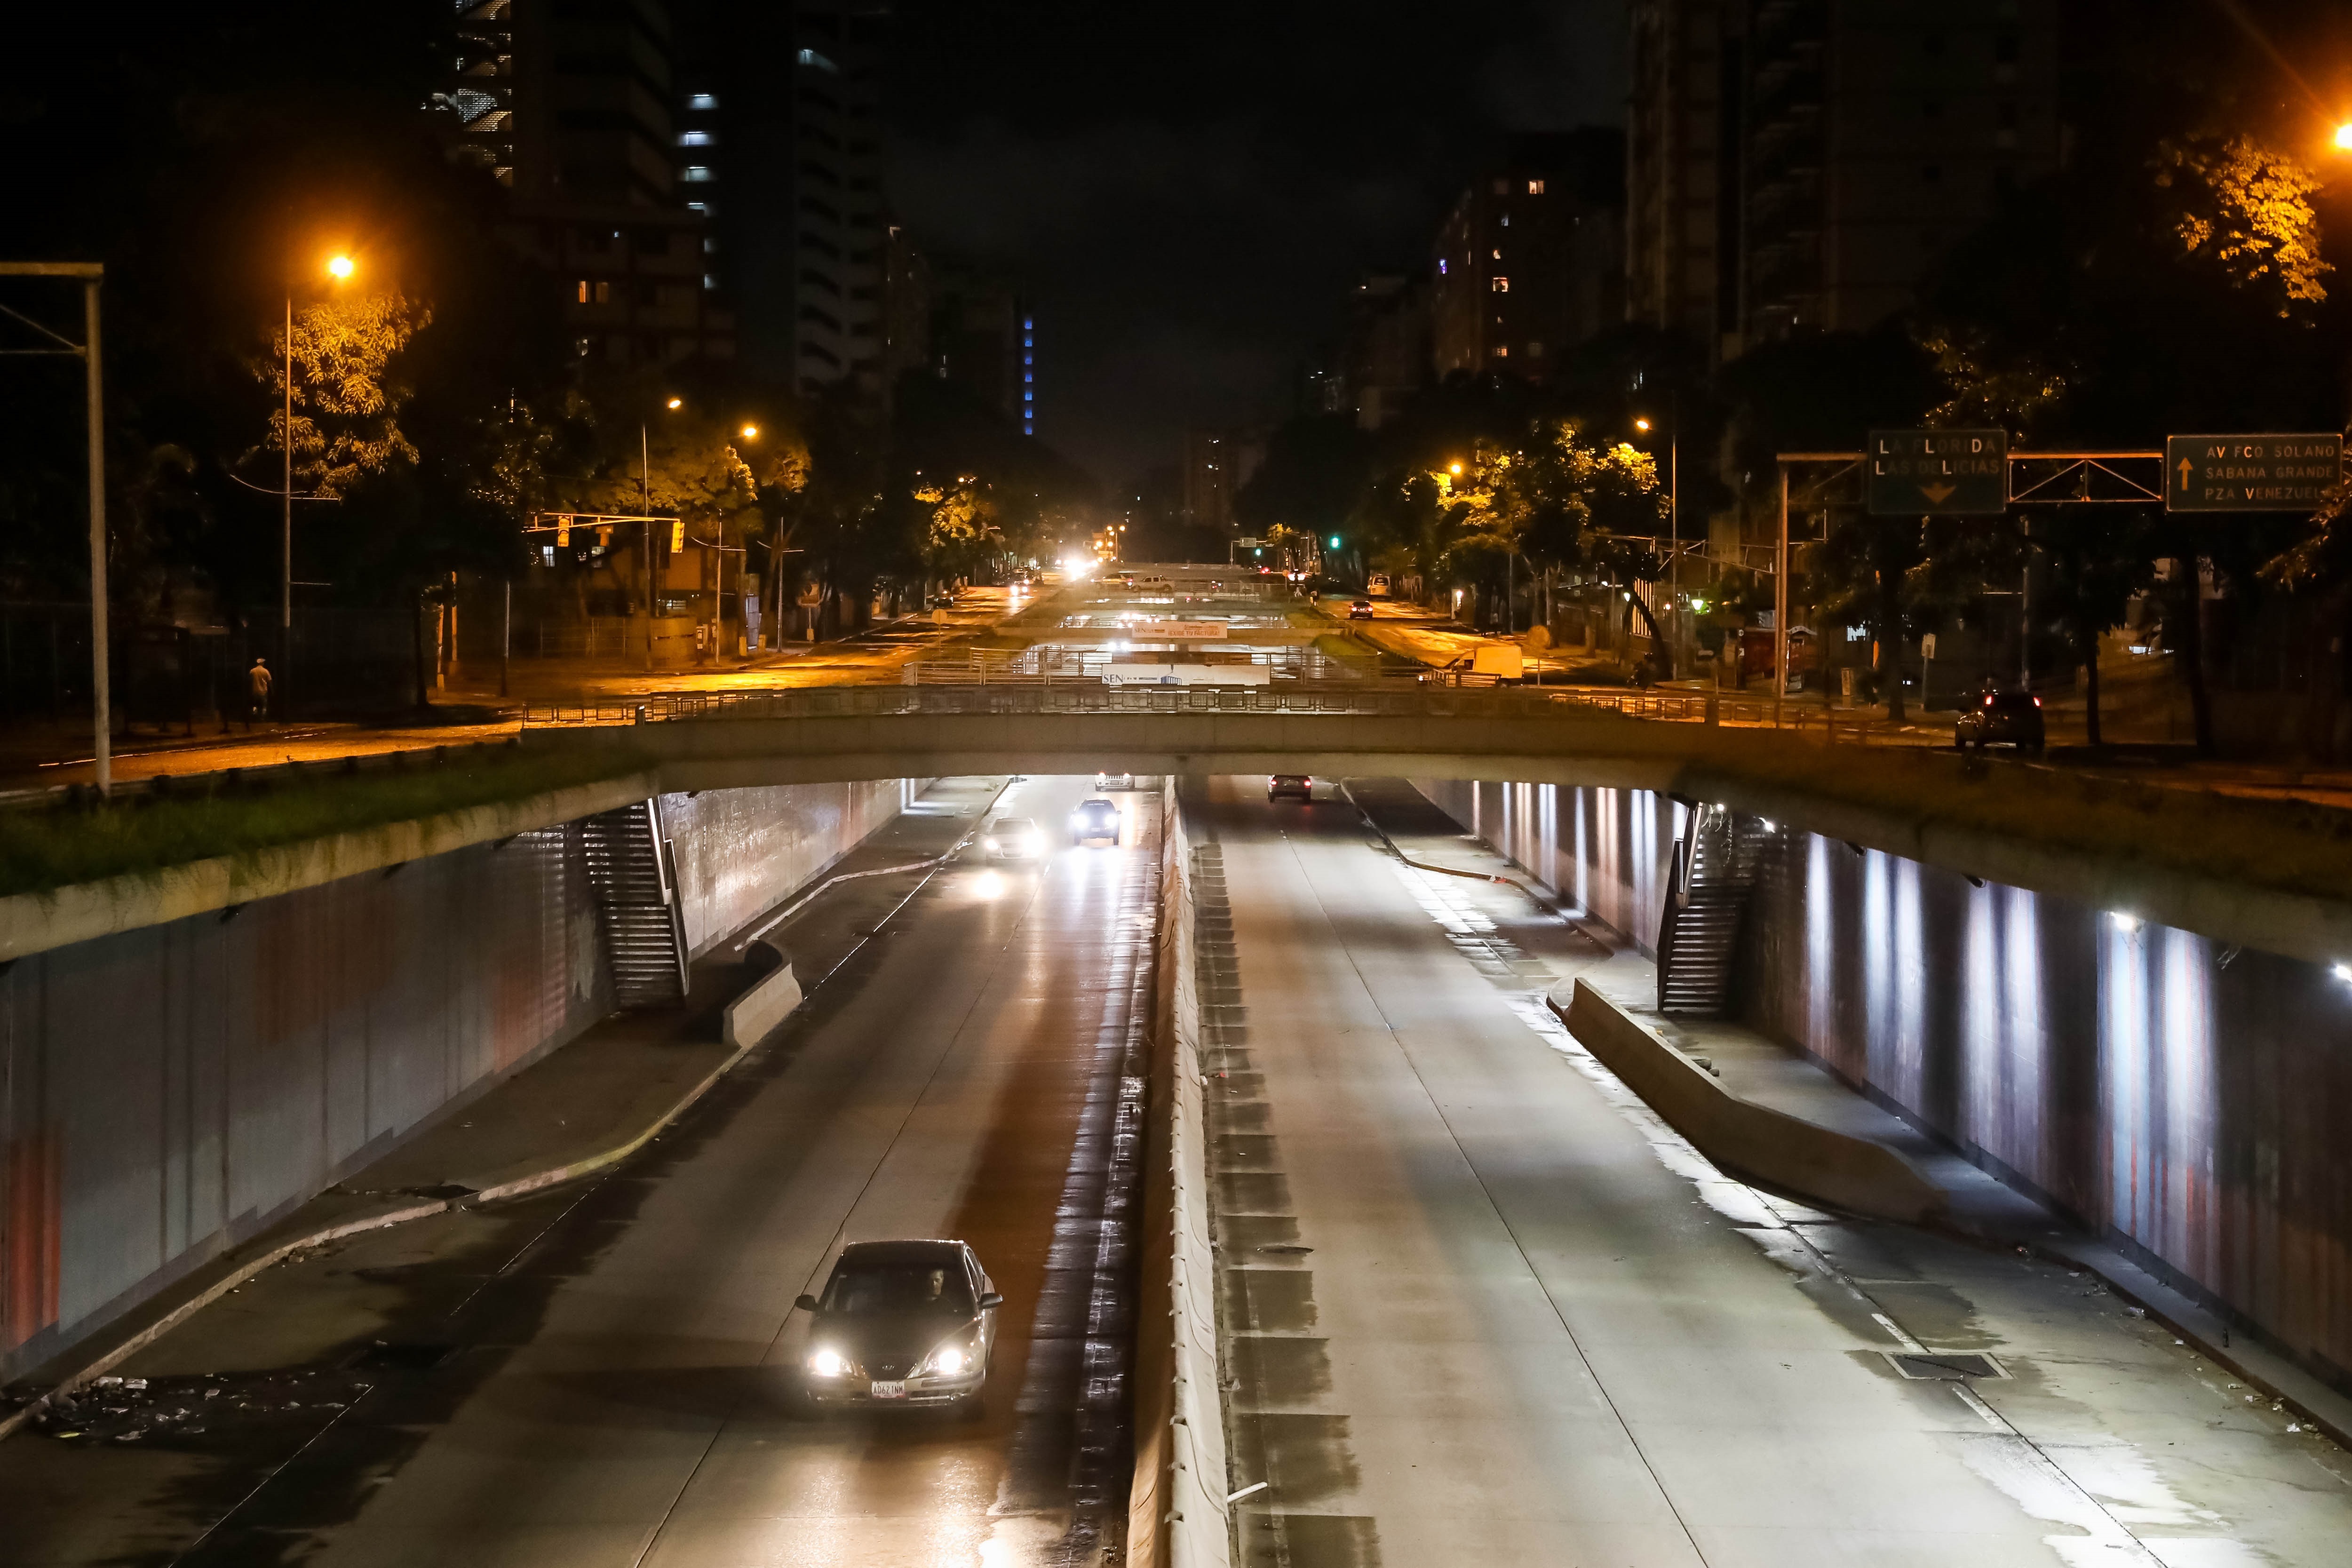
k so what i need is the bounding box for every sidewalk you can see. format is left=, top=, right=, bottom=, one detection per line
left=0, top=774, right=1004, bottom=1444
left=0, top=593, right=1019, bottom=792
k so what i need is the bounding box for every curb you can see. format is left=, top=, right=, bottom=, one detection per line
left=1551, top=980, right=1946, bottom=1226
left=1338, top=781, right=1557, bottom=907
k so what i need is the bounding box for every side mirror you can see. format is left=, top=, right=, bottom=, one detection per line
left=795, top=1294, right=818, bottom=1312
left=977, top=1291, right=1004, bottom=1310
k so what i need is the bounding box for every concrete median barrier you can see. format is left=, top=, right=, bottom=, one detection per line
left=721, top=952, right=803, bottom=1051
left=1554, top=978, right=1946, bottom=1226
left=1127, top=788, right=1233, bottom=1568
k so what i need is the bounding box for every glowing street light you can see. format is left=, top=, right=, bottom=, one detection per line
left=1448, top=462, right=1464, bottom=476
left=667, top=396, right=683, bottom=409
left=1634, top=417, right=1653, bottom=433
left=739, top=423, right=759, bottom=439
left=2336, top=122, right=2352, bottom=151
left=281, top=250, right=360, bottom=664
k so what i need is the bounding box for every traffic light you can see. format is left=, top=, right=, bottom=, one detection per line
left=670, top=520, right=686, bottom=552
left=596, top=525, right=612, bottom=549
left=1328, top=535, right=1341, bottom=549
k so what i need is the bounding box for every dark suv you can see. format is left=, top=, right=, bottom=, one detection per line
left=1955, top=690, right=2045, bottom=756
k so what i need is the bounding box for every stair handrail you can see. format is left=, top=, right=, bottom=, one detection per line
left=645, top=796, right=691, bottom=1000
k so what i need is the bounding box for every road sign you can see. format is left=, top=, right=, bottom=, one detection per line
left=2163, top=434, right=2342, bottom=512
left=1867, top=429, right=2008, bottom=515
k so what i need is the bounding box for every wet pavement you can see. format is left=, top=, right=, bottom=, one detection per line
left=0, top=773, right=1154, bottom=1567
left=1195, top=773, right=2352, bottom=1567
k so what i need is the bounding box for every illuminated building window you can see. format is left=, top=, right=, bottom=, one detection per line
left=1492, top=277, right=1509, bottom=293
left=1491, top=248, right=1502, bottom=259
left=577, top=279, right=589, bottom=303
left=689, top=93, right=719, bottom=110
left=1493, top=344, right=1510, bottom=357
left=679, top=130, right=713, bottom=147
left=683, top=166, right=715, bottom=183
left=1438, top=259, right=1447, bottom=275
left=1527, top=178, right=1545, bottom=195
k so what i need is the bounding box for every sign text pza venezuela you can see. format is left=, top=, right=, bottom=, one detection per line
left=1867, top=429, right=2008, bottom=516
left=2163, top=434, right=2342, bottom=513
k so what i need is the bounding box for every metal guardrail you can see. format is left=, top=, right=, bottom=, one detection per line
left=514, top=677, right=1909, bottom=743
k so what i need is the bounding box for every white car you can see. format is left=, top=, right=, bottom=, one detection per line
left=981, top=817, right=1043, bottom=860
left=1094, top=770, right=1136, bottom=791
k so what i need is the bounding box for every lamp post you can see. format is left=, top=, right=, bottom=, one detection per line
left=283, top=252, right=356, bottom=696
left=0, top=263, right=109, bottom=792
left=1636, top=393, right=1681, bottom=677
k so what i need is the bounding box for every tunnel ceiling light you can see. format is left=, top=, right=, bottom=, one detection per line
left=2109, top=912, right=2141, bottom=932
left=2334, top=963, right=2352, bottom=985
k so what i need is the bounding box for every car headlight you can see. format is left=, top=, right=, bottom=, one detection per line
left=920, top=1341, right=973, bottom=1377
left=809, top=1348, right=850, bottom=1378
left=983, top=837, right=999, bottom=851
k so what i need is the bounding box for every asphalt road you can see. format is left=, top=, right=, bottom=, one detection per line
left=1194, top=774, right=2352, bottom=1566
left=0, top=774, right=1157, bottom=1568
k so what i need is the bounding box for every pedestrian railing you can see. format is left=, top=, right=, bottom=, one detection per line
left=513, top=676, right=1923, bottom=741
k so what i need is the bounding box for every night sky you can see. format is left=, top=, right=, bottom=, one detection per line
left=887, top=1, right=1629, bottom=488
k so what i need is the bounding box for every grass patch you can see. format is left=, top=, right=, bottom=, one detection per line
left=1671, top=724, right=2352, bottom=907
left=0, top=738, right=652, bottom=899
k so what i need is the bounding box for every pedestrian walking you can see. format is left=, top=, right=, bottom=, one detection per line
left=246, top=656, right=273, bottom=730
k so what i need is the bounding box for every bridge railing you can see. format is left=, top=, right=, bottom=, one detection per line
left=515, top=677, right=1903, bottom=743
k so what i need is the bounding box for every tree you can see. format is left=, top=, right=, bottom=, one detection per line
left=2030, top=505, right=2158, bottom=748
left=249, top=292, right=431, bottom=498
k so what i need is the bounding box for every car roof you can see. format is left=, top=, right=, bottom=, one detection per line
left=836, top=1239, right=967, bottom=1266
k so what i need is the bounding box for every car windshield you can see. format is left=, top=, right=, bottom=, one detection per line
left=1079, top=802, right=1116, bottom=819
left=994, top=818, right=1035, bottom=835
left=822, top=1257, right=972, bottom=1314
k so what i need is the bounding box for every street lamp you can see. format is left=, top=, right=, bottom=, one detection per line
left=285, top=251, right=357, bottom=675
left=1635, top=397, right=1681, bottom=677
left=739, top=423, right=758, bottom=439
left=2336, top=122, right=2352, bottom=151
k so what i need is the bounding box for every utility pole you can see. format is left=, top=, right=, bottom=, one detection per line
left=0, top=263, right=110, bottom=795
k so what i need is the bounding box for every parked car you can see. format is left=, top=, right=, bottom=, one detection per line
left=981, top=816, right=1042, bottom=860
left=796, top=1239, right=1002, bottom=1410
left=1367, top=572, right=1391, bottom=597
left=1347, top=599, right=1374, bottom=621
left=1268, top=774, right=1313, bottom=802
left=1069, top=796, right=1123, bottom=845
left=1955, top=689, right=2045, bottom=756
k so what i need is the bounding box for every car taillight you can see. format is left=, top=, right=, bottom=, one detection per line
left=1984, top=696, right=1994, bottom=707
left=2032, top=696, right=2041, bottom=707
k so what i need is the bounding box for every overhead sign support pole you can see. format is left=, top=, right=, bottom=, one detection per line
left=0, top=262, right=109, bottom=795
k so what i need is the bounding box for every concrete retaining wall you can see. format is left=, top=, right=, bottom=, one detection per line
left=1413, top=776, right=2352, bottom=1398
left=0, top=778, right=907, bottom=1384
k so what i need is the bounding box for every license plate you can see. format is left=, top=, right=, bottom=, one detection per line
left=869, top=1380, right=907, bottom=1400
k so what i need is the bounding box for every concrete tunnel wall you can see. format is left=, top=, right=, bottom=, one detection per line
left=1414, top=777, right=2352, bottom=1397
left=0, top=777, right=914, bottom=1385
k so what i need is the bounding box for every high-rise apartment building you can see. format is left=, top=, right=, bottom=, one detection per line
left=1626, top=0, right=1742, bottom=361
left=1627, top=0, right=2063, bottom=361
left=1341, top=272, right=1430, bottom=431
left=436, top=0, right=732, bottom=368
left=1430, top=130, right=1626, bottom=384
left=790, top=0, right=891, bottom=397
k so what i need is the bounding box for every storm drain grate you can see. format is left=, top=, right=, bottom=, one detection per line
left=1886, top=1351, right=2007, bottom=1380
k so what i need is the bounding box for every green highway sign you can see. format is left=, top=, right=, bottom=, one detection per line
left=1867, top=429, right=2008, bottom=516
left=2163, top=434, right=2342, bottom=512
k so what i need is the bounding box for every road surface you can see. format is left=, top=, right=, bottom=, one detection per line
left=1192, top=773, right=2352, bottom=1566
left=0, top=774, right=1156, bottom=1567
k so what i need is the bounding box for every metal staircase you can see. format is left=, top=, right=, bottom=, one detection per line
left=579, top=799, right=690, bottom=1009
left=1655, top=805, right=1767, bottom=1016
